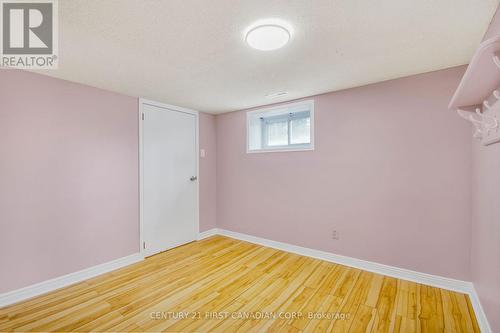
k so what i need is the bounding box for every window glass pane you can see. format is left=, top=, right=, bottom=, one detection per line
left=290, top=116, right=310, bottom=144
left=247, top=101, right=313, bottom=152
left=266, top=120, right=288, bottom=146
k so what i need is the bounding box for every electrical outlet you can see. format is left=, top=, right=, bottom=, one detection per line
left=331, top=230, right=339, bottom=240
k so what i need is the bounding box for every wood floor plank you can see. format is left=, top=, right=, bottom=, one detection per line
left=0, top=236, right=480, bottom=333
left=346, top=304, right=376, bottom=333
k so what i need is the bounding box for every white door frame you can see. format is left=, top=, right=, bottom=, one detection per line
left=138, top=98, right=199, bottom=258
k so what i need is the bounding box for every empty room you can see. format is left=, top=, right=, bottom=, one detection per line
left=1, top=1, right=500, bottom=332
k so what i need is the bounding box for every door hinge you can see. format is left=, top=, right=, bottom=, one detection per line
left=141, top=113, right=145, bottom=120
left=143, top=241, right=146, bottom=249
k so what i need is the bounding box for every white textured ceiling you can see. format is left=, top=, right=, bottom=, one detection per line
left=37, top=0, right=499, bottom=113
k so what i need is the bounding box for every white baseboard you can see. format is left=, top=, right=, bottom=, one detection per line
left=468, top=286, right=492, bottom=333
left=198, top=228, right=218, bottom=240
left=215, top=228, right=471, bottom=292
left=0, top=252, right=143, bottom=308
left=210, top=228, right=491, bottom=332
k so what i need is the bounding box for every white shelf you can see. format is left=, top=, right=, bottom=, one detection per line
left=449, top=36, right=500, bottom=145
left=449, top=36, right=500, bottom=110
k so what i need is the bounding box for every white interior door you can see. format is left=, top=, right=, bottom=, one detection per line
left=141, top=102, right=198, bottom=256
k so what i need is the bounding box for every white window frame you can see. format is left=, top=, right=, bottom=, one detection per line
left=246, top=100, right=315, bottom=153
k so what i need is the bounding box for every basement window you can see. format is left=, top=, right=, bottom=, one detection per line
left=247, top=100, right=314, bottom=153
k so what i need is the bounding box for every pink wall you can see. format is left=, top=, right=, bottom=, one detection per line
left=0, top=70, right=139, bottom=293
left=199, top=113, right=217, bottom=231
left=471, top=141, right=500, bottom=332
left=470, top=9, right=500, bottom=332
left=216, top=66, right=472, bottom=280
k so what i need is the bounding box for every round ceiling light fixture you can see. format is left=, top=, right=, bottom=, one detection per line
left=245, top=19, right=292, bottom=51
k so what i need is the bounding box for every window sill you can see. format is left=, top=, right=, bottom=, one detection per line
left=246, top=146, right=315, bottom=154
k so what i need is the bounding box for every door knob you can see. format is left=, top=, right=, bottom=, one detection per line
left=190, top=176, right=197, bottom=181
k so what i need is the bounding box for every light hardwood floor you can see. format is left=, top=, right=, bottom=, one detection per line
left=0, top=236, right=479, bottom=332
